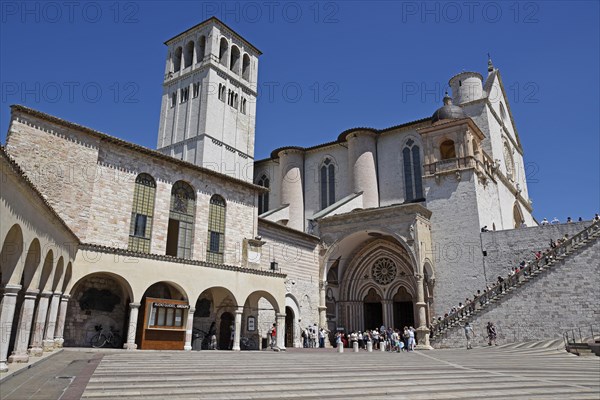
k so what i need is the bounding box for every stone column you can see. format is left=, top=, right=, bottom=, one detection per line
left=232, top=309, right=242, bottom=351
left=415, top=275, right=432, bottom=349
left=8, top=290, right=38, bottom=363
left=382, top=300, right=393, bottom=328
left=318, top=281, right=327, bottom=328
left=53, top=294, right=70, bottom=348
left=124, top=303, right=140, bottom=350
left=183, top=307, right=195, bottom=351
left=28, top=291, right=51, bottom=356
left=43, top=292, right=61, bottom=352
left=276, top=313, right=286, bottom=350
left=0, top=284, right=22, bottom=372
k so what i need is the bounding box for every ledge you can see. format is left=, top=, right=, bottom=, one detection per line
left=79, top=243, right=287, bottom=278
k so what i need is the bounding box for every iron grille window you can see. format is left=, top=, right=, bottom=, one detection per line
left=128, top=173, right=156, bottom=253
left=206, top=195, right=226, bottom=263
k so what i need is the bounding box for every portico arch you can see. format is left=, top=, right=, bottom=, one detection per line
left=243, top=290, right=281, bottom=350
left=192, top=286, right=238, bottom=350
left=64, top=272, right=133, bottom=348
left=1, top=224, right=24, bottom=285
left=137, top=281, right=189, bottom=350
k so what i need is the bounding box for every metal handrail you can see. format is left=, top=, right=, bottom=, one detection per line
left=431, top=220, right=600, bottom=337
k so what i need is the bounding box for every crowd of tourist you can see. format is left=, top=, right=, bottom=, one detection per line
left=333, top=325, right=417, bottom=352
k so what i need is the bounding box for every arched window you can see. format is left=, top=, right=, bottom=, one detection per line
left=166, top=181, right=196, bottom=259
left=440, top=139, right=456, bottom=160
left=219, top=37, right=229, bottom=67
left=320, top=158, right=336, bottom=209
left=403, top=139, right=424, bottom=202
left=184, top=41, right=194, bottom=68
left=242, top=54, right=250, bottom=80
left=206, top=195, right=226, bottom=263
left=257, top=175, right=269, bottom=215
left=230, top=45, right=240, bottom=74
left=128, top=173, right=156, bottom=253
left=173, top=47, right=182, bottom=72
left=197, top=35, right=206, bottom=63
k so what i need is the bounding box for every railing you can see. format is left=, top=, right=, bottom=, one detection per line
left=563, top=324, right=600, bottom=348
left=431, top=220, right=600, bottom=338
left=424, top=156, right=477, bottom=175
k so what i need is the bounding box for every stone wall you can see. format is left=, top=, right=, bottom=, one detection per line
left=7, top=109, right=260, bottom=265
left=64, top=275, right=129, bottom=347
left=432, top=237, right=600, bottom=348
left=257, top=219, right=321, bottom=334
left=481, top=221, right=591, bottom=284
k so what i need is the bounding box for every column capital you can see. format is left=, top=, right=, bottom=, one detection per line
left=1, top=284, right=22, bottom=296
left=52, top=291, right=63, bottom=297
left=275, top=313, right=286, bottom=318
left=129, top=302, right=141, bottom=309
left=234, top=309, right=243, bottom=315
left=188, top=307, right=196, bottom=313
left=40, top=291, right=53, bottom=298
left=24, top=291, right=39, bottom=300
left=60, top=294, right=71, bottom=301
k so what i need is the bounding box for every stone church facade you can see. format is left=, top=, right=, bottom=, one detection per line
left=1, top=17, right=543, bottom=371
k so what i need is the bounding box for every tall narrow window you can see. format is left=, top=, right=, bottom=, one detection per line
left=219, top=37, right=229, bottom=66
left=320, top=158, right=335, bottom=209
left=242, top=54, right=250, bottom=80
left=403, top=139, right=424, bottom=202
left=128, top=173, right=156, bottom=253
left=206, top=195, right=226, bottom=264
left=173, top=47, right=182, bottom=72
left=230, top=45, right=240, bottom=74
left=197, top=36, right=206, bottom=63
left=166, top=181, right=196, bottom=259
left=257, top=175, right=269, bottom=215
left=184, top=41, right=194, bottom=68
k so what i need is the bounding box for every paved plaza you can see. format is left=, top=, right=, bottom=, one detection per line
left=2, top=340, right=599, bottom=399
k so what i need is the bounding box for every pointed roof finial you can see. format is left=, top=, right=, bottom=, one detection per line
left=487, top=53, right=494, bottom=72
left=443, top=91, right=452, bottom=105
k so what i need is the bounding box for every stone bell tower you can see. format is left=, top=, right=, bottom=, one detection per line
left=156, top=17, right=260, bottom=182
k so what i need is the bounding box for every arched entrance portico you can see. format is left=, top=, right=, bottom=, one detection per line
left=336, top=238, right=424, bottom=334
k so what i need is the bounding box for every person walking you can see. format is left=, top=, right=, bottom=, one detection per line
left=269, top=323, right=277, bottom=349
left=464, top=322, right=475, bottom=349
left=487, top=322, right=497, bottom=346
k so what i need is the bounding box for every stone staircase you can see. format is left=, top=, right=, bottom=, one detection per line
left=79, top=346, right=600, bottom=399
left=430, top=220, right=600, bottom=346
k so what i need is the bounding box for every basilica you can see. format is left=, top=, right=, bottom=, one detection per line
left=1, top=17, right=540, bottom=371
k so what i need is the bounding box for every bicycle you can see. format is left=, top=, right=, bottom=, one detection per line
left=90, top=324, right=122, bottom=348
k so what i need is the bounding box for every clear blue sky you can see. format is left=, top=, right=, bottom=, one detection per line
left=1, top=1, right=598, bottom=221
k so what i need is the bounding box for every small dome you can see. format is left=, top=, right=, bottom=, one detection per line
left=431, top=93, right=466, bottom=123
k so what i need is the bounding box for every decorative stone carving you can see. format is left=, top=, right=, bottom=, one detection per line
left=372, top=257, right=397, bottom=285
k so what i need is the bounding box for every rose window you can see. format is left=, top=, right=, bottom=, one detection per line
left=372, top=258, right=397, bottom=285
